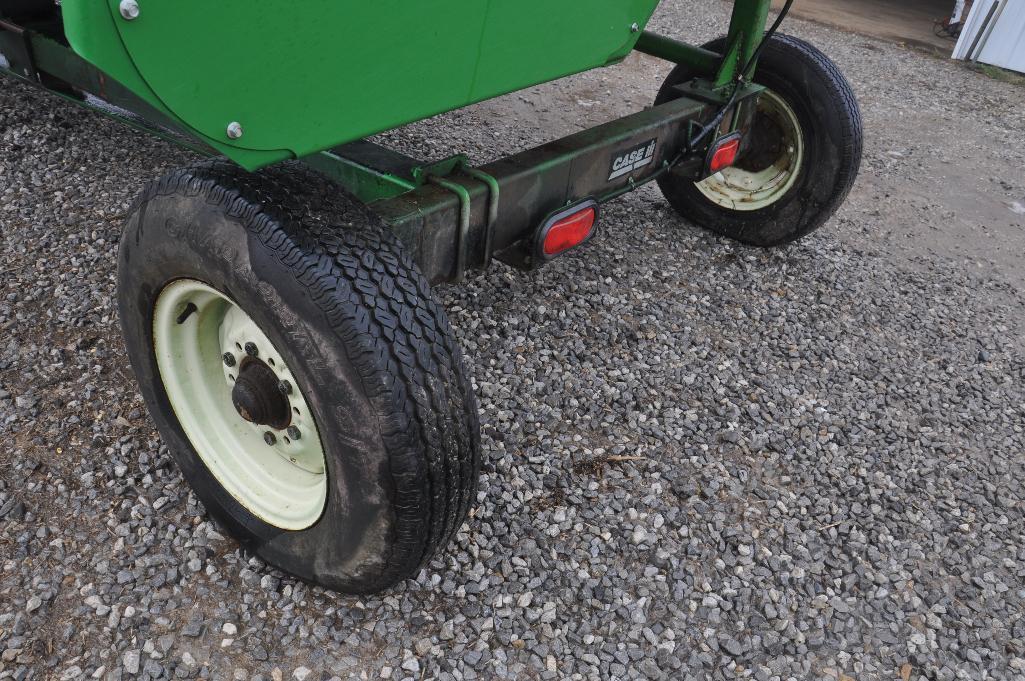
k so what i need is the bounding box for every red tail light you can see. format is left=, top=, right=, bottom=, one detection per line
left=707, top=133, right=742, bottom=174
left=537, top=201, right=599, bottom=259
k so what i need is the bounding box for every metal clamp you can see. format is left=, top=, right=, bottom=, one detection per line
left=458, top=165, right=500, bottom=270
left=427, top=176, right=472, bottom=283
left=424, top=159, right=502, bottom=280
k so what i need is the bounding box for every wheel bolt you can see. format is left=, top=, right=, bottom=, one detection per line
left=287, top=426, right=301, bottom=441
left=278, top=380, right=292, bottom=395
left=244, top=342, right=258, bottom=357
left=222, top=352, right=236, bottom=368
left=263, top=432, right=276, bottom=446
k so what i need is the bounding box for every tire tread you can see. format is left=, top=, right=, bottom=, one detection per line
left=132, top=159, right=480, bottom=593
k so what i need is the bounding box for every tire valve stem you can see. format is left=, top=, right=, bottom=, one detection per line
left=263, top=432, right=276, bottom=446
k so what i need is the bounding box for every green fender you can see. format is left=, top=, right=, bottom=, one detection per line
left=62, top=0, right=661, bottom=170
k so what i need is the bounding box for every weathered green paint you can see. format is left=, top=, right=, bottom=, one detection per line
left=61, top=0, right=660, bottom=170
left=714, top=36, right=745, bottom=88
left=723, top=0, right=773, bottom=82
left=633, top=0, right=772, bottom=90
left=428, top=176, right=474, bottom=282
left=300, top=150, right=417, bottom=204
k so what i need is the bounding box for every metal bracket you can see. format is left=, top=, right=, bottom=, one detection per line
left=670, top=79, right=734, bottom=105
left=0, top=19, right=39, bottom=82
left=458, top=166, right=500, bottom=270
left=412, top=155, right=469, bottom=186
left=416, top=156, right=502, bottom=278
left=427, top=175, right=472, bottom=283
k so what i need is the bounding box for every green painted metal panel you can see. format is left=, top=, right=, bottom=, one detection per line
left=61, top=0, right=660, bottom=171
left=61, top=0, right=290, bottom=167
left=61, top=0, right=163, bottom=114
left=470, top=0, right=659, bottom=99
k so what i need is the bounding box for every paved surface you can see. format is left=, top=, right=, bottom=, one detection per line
left=2, top=1, right=1025, bottom=680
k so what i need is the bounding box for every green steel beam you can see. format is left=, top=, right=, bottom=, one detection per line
left=301, top=148, right=417, bottom=204
left=633, top=32, right=721, bottom=76
left=636, top=0, right=772, bottom=91
left=719, top=0, right=772, bottom=86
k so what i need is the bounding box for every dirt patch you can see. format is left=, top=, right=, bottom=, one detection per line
left=771, top=0, right=958, bottom=54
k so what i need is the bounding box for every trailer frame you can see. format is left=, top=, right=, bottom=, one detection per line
left=1, top=1, right=776, bottom=282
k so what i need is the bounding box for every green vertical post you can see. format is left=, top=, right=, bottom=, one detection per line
left=715, top=0, right=772, bottom=88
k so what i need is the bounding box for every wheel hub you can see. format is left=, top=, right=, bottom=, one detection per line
left=152, top=278, right=327, bottom=530
left=694, top=89, right=805, bottom=212
left=735, top=113, right=785, bottom=173
left=231, top=360, right=290, bottom=429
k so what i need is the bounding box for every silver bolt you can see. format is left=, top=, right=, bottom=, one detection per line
left=630, top=22, right=640, bottom=33
left=226, top=122, right=243, bottom=140
left=119, top=0, right=140, bottom=20
left=287, top=426, right=302, bottom=441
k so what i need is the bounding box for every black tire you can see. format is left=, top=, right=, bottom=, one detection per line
left=118, top=159, right=481, bottom=594
left=655, top=34, right=862, bottom=246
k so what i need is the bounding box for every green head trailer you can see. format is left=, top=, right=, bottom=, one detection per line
left=0, top=0, right=862, bottom=593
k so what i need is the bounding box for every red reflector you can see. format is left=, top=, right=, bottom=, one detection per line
left=542, top=206, right=597, bottom=257
left=708, top=135, right=742, bottom=174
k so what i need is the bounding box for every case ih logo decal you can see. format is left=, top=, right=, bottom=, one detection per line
left=608, top=138, right=657, bottom=181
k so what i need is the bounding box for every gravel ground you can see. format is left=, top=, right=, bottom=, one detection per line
left=2, top=1, right=1025, bottom=680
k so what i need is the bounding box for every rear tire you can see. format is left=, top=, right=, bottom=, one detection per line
left=118, top=160, right=481, bottom=594
left=655, top=34, right=863, bottom=246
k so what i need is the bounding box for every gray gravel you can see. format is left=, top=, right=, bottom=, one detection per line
left=2, top=1, right=1025, bottom=680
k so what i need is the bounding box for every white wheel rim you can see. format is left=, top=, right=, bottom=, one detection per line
left=696, top=89, right=805, bottom=212
left=153, top=279, right=327, bottom=530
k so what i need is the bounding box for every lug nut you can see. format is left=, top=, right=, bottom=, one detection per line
left=263, top=432, right=276, bottom=446
left=278, top=380, right=292, bottom=395
left=244, top=342, right=258, bottom=357
left=287, top=426, right=301, bottom=441
left=222, top=352, right=236, bottom=368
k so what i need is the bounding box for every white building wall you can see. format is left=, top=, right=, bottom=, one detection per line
left=953, top=0, right=1025, bottom=73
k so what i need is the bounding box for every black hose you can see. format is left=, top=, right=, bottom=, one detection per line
left=685, top=0, right=796, bottom=154
left=741, top=0, right=796, bottom=78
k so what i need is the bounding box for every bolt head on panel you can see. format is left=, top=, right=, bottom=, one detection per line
left=119, top=0, right=140, bottom=21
